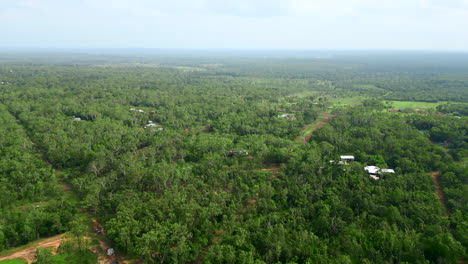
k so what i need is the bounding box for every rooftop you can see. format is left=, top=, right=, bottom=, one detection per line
left=364, top=166, right=380, bottom=174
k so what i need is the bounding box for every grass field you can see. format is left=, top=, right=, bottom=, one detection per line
left=50, top=250, right=97, bottom=264
left=330, top=96, right=365, bottom=106
left=288, top=91, right=321, bottom=98
left=385, top=100, right=447, bottom=109
left=0, top=259, right=27, bottom=264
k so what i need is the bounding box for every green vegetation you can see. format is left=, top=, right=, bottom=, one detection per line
left=0, top=51, right=467, bottom=263
left=386, top=100, right=447, bottom=109
left=50, top=248, right=97, bottom=264
left=0, top=105, right=76, bottom=251
left=0, top=259, right=28, bottom=264
left=437, top=102, right=468, bottom=116
left=331, top=96, right=366, bottom=106
left=294, top=112, right=330, bottom=144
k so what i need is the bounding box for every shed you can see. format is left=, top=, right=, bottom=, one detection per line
left=364, top=166, right=380, bottom=174
left=340, top=155, right=355, bottom=161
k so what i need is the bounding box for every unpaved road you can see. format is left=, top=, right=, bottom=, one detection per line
left=431, top=172, right=449, bottom=219
left=0, top=234, right=64, bottom=264
left=302, top=114, right=333, bottom=143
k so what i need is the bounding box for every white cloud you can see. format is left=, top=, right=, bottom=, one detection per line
left=0, top=0, right=467, bottom=49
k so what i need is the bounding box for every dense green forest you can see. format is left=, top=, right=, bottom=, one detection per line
left=0, top=104, right=76, bottom=251
left=0, top=51, right=467, bottom=263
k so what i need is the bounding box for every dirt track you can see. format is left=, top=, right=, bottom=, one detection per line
left=90, top=218, right=127, bottom=264
left=0, top=234, right=64, bottom=264
left=95, top=240, right=119, bottom=264
left=301, top=114, right=333, bottom=144
left=431, top=172, right=449, bottom=219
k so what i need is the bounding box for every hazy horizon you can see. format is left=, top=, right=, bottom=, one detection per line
left=1, top=0, right=468, bottom=50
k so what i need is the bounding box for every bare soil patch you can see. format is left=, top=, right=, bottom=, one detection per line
left=0, top=235, right=64, bottom=264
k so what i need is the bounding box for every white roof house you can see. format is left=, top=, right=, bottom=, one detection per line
left=340, top=155, right=355, bottom=160
left=364, top=166, right=380, bottom=174
left=73, top=117, right=81, bottom=121
left=278, top=114, right=295, bottom=120
left=145, top=123, right=163, bottom=130
left=364, top=166, right=395, bottom=180
left=330, top=160, right=347, bottom=165
left=138, top=109, right=145, bottom=113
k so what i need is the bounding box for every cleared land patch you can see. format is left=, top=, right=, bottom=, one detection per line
left=386, top=100, right=447, bottom=109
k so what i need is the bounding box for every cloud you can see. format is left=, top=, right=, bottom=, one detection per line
left=81, top=0, right=289, bottom=17
left=0, top=0, right=467, bottom=49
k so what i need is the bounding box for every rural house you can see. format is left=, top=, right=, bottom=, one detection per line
left=364, top=166, right=395, bottom=180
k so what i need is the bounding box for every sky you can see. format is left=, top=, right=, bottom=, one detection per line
left=1, top=0, right=468, bottom=50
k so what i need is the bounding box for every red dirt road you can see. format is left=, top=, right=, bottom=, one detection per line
left=0, top=234, right=64, bottom=264
left=301, top=114, right=334, bottom=144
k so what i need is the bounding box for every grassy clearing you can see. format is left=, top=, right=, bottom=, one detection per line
left=330, top=96, right=365, bottom=106
left=55, top=170, right=80, bottom=206
left=294, top=112, right=330, bottom=144
left=288, top=91, right=321, bottom=98
left=51, top=249, right=97, bottom=264
left=0, top=259, right=27, bottom=264
left=385, top=100, right=447, bottom=109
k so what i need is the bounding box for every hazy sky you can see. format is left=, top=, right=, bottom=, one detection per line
left=1, top=0, right=468, bottom=50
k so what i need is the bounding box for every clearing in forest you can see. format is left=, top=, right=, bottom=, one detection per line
left=386, top=100, right=447, bottom=109
left=0, top=235, right=64, bottom=264
left=430, top=172, right=449, bottom=219
left=295, top=113, right=334, bottom=144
